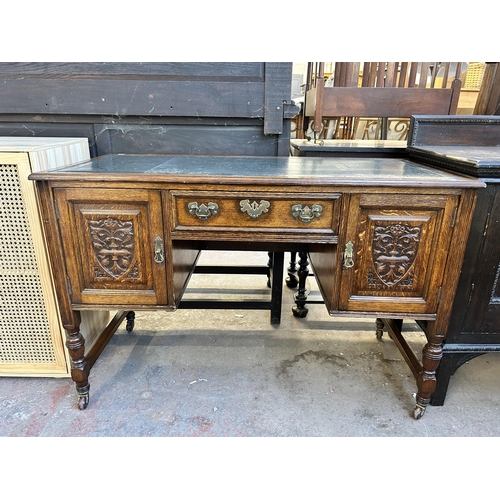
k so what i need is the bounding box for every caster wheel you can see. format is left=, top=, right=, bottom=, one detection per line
left=78, top=394, right=89, bottom=410
left=292, top=306, right=308, bottom=318
left=412, top=404, right=426, bottom=420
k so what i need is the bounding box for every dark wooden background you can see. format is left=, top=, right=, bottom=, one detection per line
left=0, top=62, right=298, bottom=157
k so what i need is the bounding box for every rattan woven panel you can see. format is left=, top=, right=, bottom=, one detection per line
left=0, top=163, right=56, bottom=364
left=463, top=62, right=486, bottom=90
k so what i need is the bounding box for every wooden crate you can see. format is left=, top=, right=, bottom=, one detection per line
left=0, top=138, right=110, bottom=376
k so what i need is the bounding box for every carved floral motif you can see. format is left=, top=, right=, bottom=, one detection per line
left=88, top=218, right=136, bottom=278
left=371, top=223, right=421, bottom=286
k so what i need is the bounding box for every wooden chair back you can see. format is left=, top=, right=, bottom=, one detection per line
left=303, top=62, right=463, bottom=139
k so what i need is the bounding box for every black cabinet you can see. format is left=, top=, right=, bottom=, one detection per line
left=408, top=115, right=500, bottom=405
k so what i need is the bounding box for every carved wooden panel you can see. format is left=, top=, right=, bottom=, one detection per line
left=54, top=188, right=168, bottom=306
left=339, top=193, right=459, bottom=315
left=88, top=217, right=139, bottom=279
left=369, top=223, right=422, bottom=287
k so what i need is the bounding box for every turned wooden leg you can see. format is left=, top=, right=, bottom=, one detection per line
left=64, top=311, right=90, bottom=410
left=292, top=251, right=309, bottom=318
left=126, top=311, right=135, bottom=332
left=375, top=318, right=384, bottom=339
left=266, top=251, right=272, bottom=288
left=413, top=322, right=443, bottom=419
left=270, top=252, right=284, bottom=325
left=286, top=251, right=299, bottom=288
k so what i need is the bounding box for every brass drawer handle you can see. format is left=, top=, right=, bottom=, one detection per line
left=187, top=202, right=219, bottom=221
left=154, top=236, right=165, bottom=264
left=291, top=204, right=323, bottom=223
left=240, top=199, right=271, bottom=218
left=343, top=241, right=354, bottom=269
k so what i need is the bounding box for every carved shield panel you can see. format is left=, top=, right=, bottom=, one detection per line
left=371, top=223, right=421, bottom=286
left=88, top=218, right=137, bottom=279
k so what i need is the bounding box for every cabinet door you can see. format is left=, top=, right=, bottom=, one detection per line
left=339, top=193, right=459, bottom=315
left=461, top=185, right=500, bottom=335
left=54, top=188, right=168, bottom=307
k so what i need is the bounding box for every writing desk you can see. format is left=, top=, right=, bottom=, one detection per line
left=30, top=155, right=483, bottom=419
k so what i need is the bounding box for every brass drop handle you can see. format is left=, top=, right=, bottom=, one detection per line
left=154, top=236, right=165, bottom=264
left=240, top=199, right=271, bottom=218
left=291, top=204, right=323, bottom=223
left=188, top=202, right=219, bottom=221
left=343, top=241, right=354, bottom=269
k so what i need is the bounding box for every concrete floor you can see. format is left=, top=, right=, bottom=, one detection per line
left=1, top=251, right=499, bottom=437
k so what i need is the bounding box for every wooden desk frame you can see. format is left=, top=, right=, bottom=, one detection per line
left=30, top=154, right=483, bottom=419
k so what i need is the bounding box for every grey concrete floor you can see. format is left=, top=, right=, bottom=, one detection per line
left=1, top=251, right=499, bottom=437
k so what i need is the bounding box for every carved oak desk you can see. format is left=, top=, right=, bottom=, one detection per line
left=29, top=155, right=484, bottom=419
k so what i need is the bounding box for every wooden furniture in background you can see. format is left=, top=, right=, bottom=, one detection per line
left=473, top=62, right=500, bottom=115
left=299, top=62, right=463, bottom=144
left=0, top=138, right=110, bottom=377
left=451, top=62, right=486, bottom=115
left=407, top=115, right=500, bottom=405
left=290, top=139, right=408, bottom=158
left=30, top=154, right=482, bottom=419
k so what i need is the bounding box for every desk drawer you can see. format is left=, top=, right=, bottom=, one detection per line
left=171, top=191, right=341, bottom=234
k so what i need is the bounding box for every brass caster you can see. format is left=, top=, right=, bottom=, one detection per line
left=77, top=387, right=90, bottom=410
left=78, top=394, right=89, bottom=410
left=412, top=403, right=426, bottom=420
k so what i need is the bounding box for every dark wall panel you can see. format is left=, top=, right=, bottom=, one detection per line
left=0, top=121, right=100, bottom=156
left=0, top=78, right=266, bottom=118
left=95, top=124, right=280, bottom=156
left=0, top=62, right=266, bottom=79
left=0, top=118, right=289, bottom=157
left=0, top=62, right=297, bottom=157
